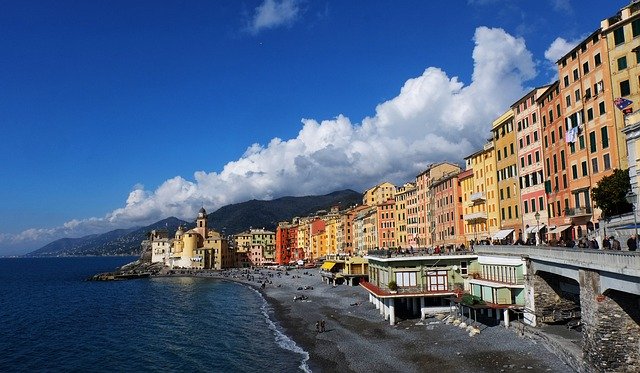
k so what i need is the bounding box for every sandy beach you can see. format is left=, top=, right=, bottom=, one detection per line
left=210, top=267, right=574, bottom=373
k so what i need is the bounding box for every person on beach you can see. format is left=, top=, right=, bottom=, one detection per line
left=321, top=320, right=326, bottom=332
left=315, top=321, right=320, bottom=333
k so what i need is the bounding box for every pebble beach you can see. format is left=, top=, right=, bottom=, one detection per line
left=213, top=267, right=575, bottom=373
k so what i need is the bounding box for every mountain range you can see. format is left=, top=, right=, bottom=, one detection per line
left=26, top=189, right=362, bottom=257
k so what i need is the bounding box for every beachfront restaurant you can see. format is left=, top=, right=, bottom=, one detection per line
left=320, top=255, right=369, bottom=286
left=464, top=254, right=527, bottom=328
left=361, top=250, right=478, bottom=325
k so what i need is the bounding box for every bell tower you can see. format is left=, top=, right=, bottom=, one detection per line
left=196, top=207, right=208, bottom=237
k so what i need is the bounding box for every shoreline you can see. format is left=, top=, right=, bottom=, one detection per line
left=160, top=267, right=576, bottom=373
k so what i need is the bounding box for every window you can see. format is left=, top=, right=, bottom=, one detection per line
left=524, top=200, right=529, bottom=213
left=563, top=174, right=568, bottom=188
left=535, top=151, right=540, bottom=163
left=519, top=139, right=524, bottom=148
left=573, top=69, right=579, bottom=81
left=583, top=61, right=590, bottom=74
left=636, top=49, right=640, bottom=65
left=633, top=18, right=640, bottom=37
left=532, top=113, right=537, bottom=123
left=560, top=150, right=566, bottom=170
left=526, top=135, right=531, bottom=146
left=395, top=271, right=417, bottom=287
left=575, top=89, right=581, bottom=102
left=572, top=164, right=578, bottom=179
left=589, top=131, right=596, bottom=153
left=510, top=143, right=514, bottom=155
left=621, top=80, right=631, bottom=97
left=508, top=206, right=512, bottom=219
left=604, top=154, right=611, bottom=170
left=599, top=101, right=606, bottom=115
left=539, top=197, right=544, bottom=211
left=566, top=95, right=571, bottom=107
left=551, top=131, right=556, bottom=144
left=553, top=154, right=558, bottom=173
left=563, top=75, right=570, bottom=87
left=521, top=157, right=525, bottom=168
left=534, top=131, right=538, bottom=142
left=531, top=198, right=536, bottom=212
left=587, top=108, right=594, bottom=121
left=585, top=88, right=591, bottom=99
left=556, top=104, right=561, bottom=118
left=460, top=261, right=468, bottom=276
left=579, top=135, right=585, bottom=150
left=592, top=158, right=599, bottom=174
left=527, top=154, right=532, bottom=166
left=601, top=127, right=609, bottom=148
left=618, top=56, right=628, bottom=70
left=614, top=27, right=625, bottom=45
left=595, top=53, right=601, bottom=66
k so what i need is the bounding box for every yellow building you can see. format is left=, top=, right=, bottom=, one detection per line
left=394, top=182, right=415, bottom=248
left=463, top=141, right=500, bottom=244
left=602, top=4, right=640, bottom=170
left=170, top=208, right=231, bottom=269
left=363, top=182, right=396, bottom=206
left=492, top=110, right=521, bottom=243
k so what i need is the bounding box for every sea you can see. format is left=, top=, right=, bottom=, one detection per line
left=0, top=257, right=310, bottom=372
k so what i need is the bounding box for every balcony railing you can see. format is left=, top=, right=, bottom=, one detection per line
left=464, top=211, right=487, bottom=222
left=564, top=207, right=592, bottom=217
left=469, top=192, right=486, bottom=203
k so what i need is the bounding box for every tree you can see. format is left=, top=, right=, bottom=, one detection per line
left=591, top=169, right=633, bottom=219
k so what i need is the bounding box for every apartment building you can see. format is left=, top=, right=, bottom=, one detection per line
left=492, top=110, right=521, bottom=242
left=513, top=86, right=550, bottom=244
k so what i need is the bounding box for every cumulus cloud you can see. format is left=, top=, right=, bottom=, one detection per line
left=544, top=36, right=580, bottom=64
left=1, top=27, right=537, bottom=252
left=247, top=0, right=301, bottom=34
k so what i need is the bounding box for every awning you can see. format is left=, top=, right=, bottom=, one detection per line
left=525, top=224, right=546, bottom=234
left=492, top=229, right=514, bottom=240
left=320, top=262, right=336, bottom=271
left=548, top=224, right=572, bottom=235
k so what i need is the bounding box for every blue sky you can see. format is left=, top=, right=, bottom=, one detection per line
left=0, top=0, right=626, bottom=255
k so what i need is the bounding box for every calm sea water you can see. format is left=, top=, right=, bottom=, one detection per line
left=0, top=257, right=309, bottom=372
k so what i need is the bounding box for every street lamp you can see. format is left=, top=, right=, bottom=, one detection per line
left=626, top=190, right=638, bottom=241
left=534, top=211, right=540, bottom=246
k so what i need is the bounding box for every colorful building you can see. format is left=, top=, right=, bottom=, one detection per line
left=513, top=86, right=550, bottom=244
left=492, top=109, right=520, bottom=243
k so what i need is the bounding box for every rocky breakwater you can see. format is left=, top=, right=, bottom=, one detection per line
left=89, top=260, right=165, bottom=281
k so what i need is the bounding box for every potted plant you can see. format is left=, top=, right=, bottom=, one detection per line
left=388, top=280, right=398, bottom=293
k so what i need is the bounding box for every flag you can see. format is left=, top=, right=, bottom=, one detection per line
left=614, top=97, right=633, bottom=111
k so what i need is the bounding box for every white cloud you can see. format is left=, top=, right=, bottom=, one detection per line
left=544, top=36, right=580, bottom=64
left=1, top=27, right=537, bottom=253
left=247, top=0, right=301, bottom=34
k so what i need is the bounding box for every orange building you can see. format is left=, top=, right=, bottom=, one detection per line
left=555, top=29, right=623, bottom=241
left=275, top=222, right=301, bottom=265
left=376, top=199, right=396, bottom=248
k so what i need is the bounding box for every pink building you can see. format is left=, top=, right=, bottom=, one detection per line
left=513, top=87, right=550, bottom=244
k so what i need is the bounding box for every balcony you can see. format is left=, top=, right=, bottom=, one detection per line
left=464, top=211, right=487, bottom=222
left=469, top=192, right=486, bottom=204
left=564, top=207, right=592, bottom=218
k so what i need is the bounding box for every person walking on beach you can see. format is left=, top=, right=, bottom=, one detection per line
left=315, top=321, right=320, bottom=333
left=320, top=320, right=325, bottom=333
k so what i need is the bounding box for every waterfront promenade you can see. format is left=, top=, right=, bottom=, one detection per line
left=207, top=267, right=572, bottom=373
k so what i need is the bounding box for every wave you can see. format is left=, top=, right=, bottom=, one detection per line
left=246, top=285, right=311, bottom=373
